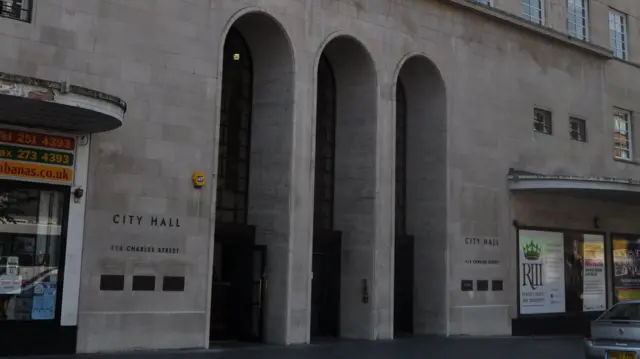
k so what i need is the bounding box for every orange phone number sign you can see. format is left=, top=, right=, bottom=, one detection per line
left=0, top=128, right=76, bottom=185
left=0, top=129, right=75, bottom=151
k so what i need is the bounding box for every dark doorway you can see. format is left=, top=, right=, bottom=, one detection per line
left=210, top=26, right=266, bottom=344
left=210, top=226, right=266, bottom=342
left=394, top=235, right=414, bottom=335
left=310, top=54, right=341, bottom=339
left=311, top=231, right=341, bottom=338
left=394, top=79, right=414, bottom=336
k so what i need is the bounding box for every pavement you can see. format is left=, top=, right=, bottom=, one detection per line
left=16, top=336, right=586, bottom=359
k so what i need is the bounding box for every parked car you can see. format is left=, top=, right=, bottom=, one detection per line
left=585, top=300, right=640, bottom=359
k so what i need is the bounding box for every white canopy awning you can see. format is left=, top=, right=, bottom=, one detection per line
left=507, top=168, right=640, bottom=204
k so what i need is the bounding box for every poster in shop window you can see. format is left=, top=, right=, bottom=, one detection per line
left=31, top=283, right=56, bottom=320
left=613, top=237, right=640, bottom=302
left=519, top=230, right=566, bottom=314
left=582, top=234, right=606, bottom=311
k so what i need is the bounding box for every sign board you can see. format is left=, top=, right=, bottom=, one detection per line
left=0, top=274, right=22, bottom=294
left=613, top=237, right=640, bottom=302
left=519, top=230, right=566, bottom=315
left=0, top=128, right=75, bottom=185
left=583, top=234, right=606, bottom=311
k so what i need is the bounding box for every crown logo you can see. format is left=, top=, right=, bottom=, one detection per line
left=522, top=240, right=542, bottom=261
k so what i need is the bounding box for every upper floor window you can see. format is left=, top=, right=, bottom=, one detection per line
left=522, top=0, right=544, bottom=25
left=533, top=108, right=552, bottom=135
left=474, top=0, right=492, bottom=6
left=567, top=0, right=588, bottom=40
left=609, top=10, right=628, bottom=60
left=569, top=117, right=587, bottom=142
left=0, top=0, right=32, bottom=23
left=614, top=109, right=632, bottom=160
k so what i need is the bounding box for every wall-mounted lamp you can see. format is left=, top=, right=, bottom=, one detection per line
left=593, top=216, right=601, bottom=229
left=73, top=187, right=84, bottom=203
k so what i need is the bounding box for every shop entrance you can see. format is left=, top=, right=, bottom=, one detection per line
left=0, top=180, right=72, bottom=356
left=210, top=225, right=266, bottom=343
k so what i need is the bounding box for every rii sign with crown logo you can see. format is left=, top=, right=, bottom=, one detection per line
left=519, top=230, right=566, bottom=315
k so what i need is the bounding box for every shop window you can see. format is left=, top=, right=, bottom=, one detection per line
left=518, top=229, right=606, bottom=316
left=0, top=185, right=67, bottom=321
left=611, top=235, right=640, bottom=303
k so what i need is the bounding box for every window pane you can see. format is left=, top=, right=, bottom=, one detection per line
left=614, top=111, right=632, bottom=159
left=600, top=303, right=640, bottom=321
left=610, top=11, right=628, bottom=59
left=522, top=0, right=543, bottom=23
left=0, top=187, right=66, bottom=321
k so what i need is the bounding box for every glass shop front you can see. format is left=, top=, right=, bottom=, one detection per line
left=512, top=227, right=607, bottom=336
left=0, top=127, right=76, bottom=356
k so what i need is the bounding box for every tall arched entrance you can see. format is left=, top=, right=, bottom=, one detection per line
left=394, top=55, right=447, bottom=336
left=394, top=78, right=414, bottom=336
left=210, top=13, right=294, bottom=344
left=311, top=54, right=339, bottom=338
left=311, top=36, right=377, bottom=340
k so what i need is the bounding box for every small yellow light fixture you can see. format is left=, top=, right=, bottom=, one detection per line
left=233, top=53, right=240, bottom=61
left=192, top=171, right=206, bottom=189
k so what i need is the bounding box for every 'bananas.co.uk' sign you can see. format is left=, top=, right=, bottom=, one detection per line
left=0, top=128, right=75, bottom=185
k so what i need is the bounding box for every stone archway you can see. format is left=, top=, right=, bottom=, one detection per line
left=211, top=11, right=295, bottom=344
left=311, top=35, right=378, bottom=340
left=394, top=55, right=447, bottom=336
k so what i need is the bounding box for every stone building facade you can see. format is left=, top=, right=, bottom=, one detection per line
left=0, top=0, right=639, bottom=355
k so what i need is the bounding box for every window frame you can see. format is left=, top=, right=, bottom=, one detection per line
left=313, top=54, right=337, bottom=232
left=0, top=0, right=33, bottom=23
left=609, top=9, right=628, bottom=60
left=533, top=107, right=553, bottom=135
left=0, top=180, right=70, bottom=325
left=613, top=108, right=632, bottom=160
left=474, top=0, right=493, bottom=6
left=395, top=79, right=408, bottom=236
left=216, top=28, right=253, bottom=225
left=522, top=0, right=545, bottom=25
left=567, top=0, right=589, bottom=41
left=569, top=116, right=587, bottom=142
